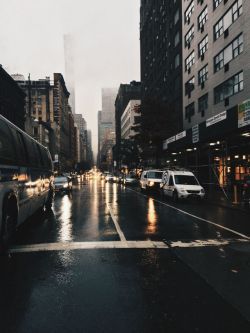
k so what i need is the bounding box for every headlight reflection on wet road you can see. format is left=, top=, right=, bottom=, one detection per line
left=146, top=198, right=158, bottom=233
left=58, top=195, right=73, bottom=242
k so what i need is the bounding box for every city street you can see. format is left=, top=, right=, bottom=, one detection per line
left=1, top=178, right=250, bottom=333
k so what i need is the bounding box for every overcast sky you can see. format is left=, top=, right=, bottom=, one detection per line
left=0, top=0, right=140, bottom=158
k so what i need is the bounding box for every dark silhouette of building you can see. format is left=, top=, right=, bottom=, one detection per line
left=140, top=0, right=183, bottom=165
left=114, top=81, right=141, bottom=168
left=0, top=66, right=26, bottom=129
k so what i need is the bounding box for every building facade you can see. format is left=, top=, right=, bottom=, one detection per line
left=114, top=81, right=141, bottom=168
left=163, top=0, right=250, bottom=196
left=140, top=0, right=183, bottom=165
left=121, top=100, right=141, bottom=140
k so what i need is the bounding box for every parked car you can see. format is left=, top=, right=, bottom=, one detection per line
left=161, top=169, right=205, bottom=201
left=123, top=173, right=138, bottom=186
left=140, top=170, right=164, bottom=192
left=54, top=176, right=73, bottom=194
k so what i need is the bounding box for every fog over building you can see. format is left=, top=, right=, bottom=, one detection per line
left=64, top=34, right=76, bottom=114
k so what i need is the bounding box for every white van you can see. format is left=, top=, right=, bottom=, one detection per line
left=140, top=170, right=164, bottom=192
left=161, top=169, right=205, bottom=201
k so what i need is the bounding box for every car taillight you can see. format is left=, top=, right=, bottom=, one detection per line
left=243, top=183, right=249, bottom=188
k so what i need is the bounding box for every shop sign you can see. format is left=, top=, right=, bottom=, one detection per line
left=175, top=131, right=186, bottom=141
left=206, top=111, right=227, bottom=127
left=238, top=100, right=250, bottom=128
left=166, top=136, right=176, bottom=144
left=192, top=124, right=199, bottom=144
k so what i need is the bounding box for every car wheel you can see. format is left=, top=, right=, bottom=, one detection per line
left=0, top=200, right=17, bottom=254
left=173, top=190, right=178, bottom=202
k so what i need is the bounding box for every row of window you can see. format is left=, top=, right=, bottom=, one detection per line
left=185, top=71, right=244, bottom=122
left=184, top=0, right=242, bottom=45
left=214, top=0, right=242, bottom=40
left=185, top=93, right=208, bottom=122
left=185, top=32, right=243, bottom=73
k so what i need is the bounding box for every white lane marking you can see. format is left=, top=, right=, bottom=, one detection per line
left=167, top=238, right=249, bottom=248
left=126, top=188, right=250, bottom=241
left=9, top=238, right=250, bottom=254
left=10, top=241, right=168, bottom=253
left=106, top=203, right=127, bottom=242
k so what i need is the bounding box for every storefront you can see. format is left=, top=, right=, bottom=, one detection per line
left=163, top=103, right=250, bottom=195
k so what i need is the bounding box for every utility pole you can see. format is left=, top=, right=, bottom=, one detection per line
left=28, top=73, right=31, bottom=117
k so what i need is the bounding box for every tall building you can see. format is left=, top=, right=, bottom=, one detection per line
left=97, top=88, right=118, bottom=169
left=163, top=0, right=250, bottom=190
left=114, top=81, right=141, bottom=167
left=0, top=66, right=26, bottom=129
left=64, top=34, right=76, bottom=114
left=140, top=0, right=183, bottom=165
left=12, top=74, right=56, bottom=156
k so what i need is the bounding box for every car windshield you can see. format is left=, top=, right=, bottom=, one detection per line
left=128, top=174, right=136, bottom=179
left=174, top=175, right=199, bottom=185
left=147, top=171, right=163, bottom=179
left=54, top=176, right=68, bottom=183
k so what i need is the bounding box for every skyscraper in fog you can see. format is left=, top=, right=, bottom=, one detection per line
left=64, top=34, right=76, bottom=113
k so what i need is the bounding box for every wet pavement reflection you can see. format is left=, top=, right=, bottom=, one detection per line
left=1, top=178, right=250, bottom=332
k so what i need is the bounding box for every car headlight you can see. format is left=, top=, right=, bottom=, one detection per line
left=148, top=181, right=155, bottom=187
left=113, top=177, right=117, bottom=181
left=201, top=188, right=205, bottom=194
left=63, top=183, right=68, bottom=188
left=179, top=188, right=186, bottom=193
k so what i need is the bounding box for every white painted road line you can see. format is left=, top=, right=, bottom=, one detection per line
left=9, top=239, right=250, bottom=253
left=126, top=188, right=250, bottom=241
left=10, top=241, right=168, bottom=253
left=167, top=238, right=249, bottom=248
left=106, top=203, right=127, bottom=242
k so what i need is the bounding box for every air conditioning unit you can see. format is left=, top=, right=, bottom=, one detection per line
left=224, top=63, right=229, bottom=72
left=224, top=97, right=229, bottom=106
left=224, top=29, right=229, bottom=38
left=201, top=54, right=205, bottom=61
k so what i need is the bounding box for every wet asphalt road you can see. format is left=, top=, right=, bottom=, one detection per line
left=1, top=179, right=250, bottom=333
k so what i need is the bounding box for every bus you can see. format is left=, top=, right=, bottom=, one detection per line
left=0, top=115, right=54, bottom=252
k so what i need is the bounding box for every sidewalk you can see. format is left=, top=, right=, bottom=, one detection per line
left=205, top=188, right=250, bottom=213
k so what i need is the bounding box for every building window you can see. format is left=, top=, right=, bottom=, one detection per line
left=232, top=33, right=243, bottom=58
left=175, top=54, right=180, bottom=68
left=185, top=102, right=195, bottom=123
left=198, top=35, right=208, bottom=58
left=185, top=25, right=194, bottom=47
left=232, top=0, right=243, bottom=22
left=198, top=64, right=208, bottom=85
left=214, top=34, right=243, bottom=72
left=214, top=0, right=243, bottom=41
left=185, top=77, right=195, bottom=96
left=185, top=1, right=194, bottom=24
left=174, top=9, right=180, bottom=24
left=213, top=0, right=223, bottom=10
left=214, top=18, right=223, bottom=40
left=214, top=71, right=243, bottom=104
left=198, top=6, right=208, bottom=30
left=185, top=51, right=195, bottom=72
left=214, top=51, right=224, bottom=72
left=174, top=31, right=180, bottom=46
left=198, top=94, right=208, bottom=117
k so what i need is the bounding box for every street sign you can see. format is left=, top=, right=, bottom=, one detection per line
left=238, top=100, right=250, bottom=128
left=192, top=124, right=199, bottom=144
